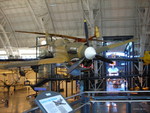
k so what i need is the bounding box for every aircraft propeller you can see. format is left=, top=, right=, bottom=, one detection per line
left=84, top=19, right=89, bottom=46
left=67, top=20, right=113, bottom=73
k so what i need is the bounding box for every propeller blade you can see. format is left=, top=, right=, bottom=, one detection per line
left=67, top=57, right=85, bottom=73
left=95, top=54, right=113, bottom=63
left=84, top=19, right=89, bottom=46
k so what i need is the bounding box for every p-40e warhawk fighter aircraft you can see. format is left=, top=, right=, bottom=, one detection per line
left=140, top=51, right=150, bottom=65
left=0, top=20, right=137, bottom=73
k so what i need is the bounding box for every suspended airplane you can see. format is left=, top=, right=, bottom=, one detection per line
left=0, top=20, right=137, bottom=74
left=140, top=51, right=150, bottom=65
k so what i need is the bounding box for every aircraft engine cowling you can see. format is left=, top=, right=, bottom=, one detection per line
left=67, top=47, right=78, bottom=54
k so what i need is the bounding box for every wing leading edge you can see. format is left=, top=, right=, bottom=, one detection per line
left=0, top=55, right=69, bottom=69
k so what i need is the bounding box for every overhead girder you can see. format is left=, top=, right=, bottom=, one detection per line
left=44, top=0, right=56, bottom=33
left=25, top=0, right=42, bottom=32
left=0, top=35, right=9, bottom=55
left=0, top=8, right=19, bottom=48
left=0, top=24, right=14, bottom=56
left=0, top=8, right=20, bottom=58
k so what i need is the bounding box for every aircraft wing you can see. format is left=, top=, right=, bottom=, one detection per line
left=0, top=55, right=69, bottom=69
left=16, top=30, right=84, bottom=41
left=96, top=38, right=137, bottom=53
left=15, top=30, right=100, bottom=42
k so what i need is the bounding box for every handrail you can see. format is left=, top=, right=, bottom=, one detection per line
left=23, top=90, right=150, bottom=113
left=65, top=92, right=83, bottom=100
left=91, top=100, right=150, bottom=103
left=84, top=90, right=150, bottom=94
left=73, top=101, right=91, bottom=112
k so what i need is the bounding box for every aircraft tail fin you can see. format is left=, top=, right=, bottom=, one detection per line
left=94, top=26, right=100, bottom=38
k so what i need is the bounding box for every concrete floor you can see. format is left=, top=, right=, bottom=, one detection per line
left=0, top=87, right=79, bottom=113
left=0, top=88, right=36, bottom=113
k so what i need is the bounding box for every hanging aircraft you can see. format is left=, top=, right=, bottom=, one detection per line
left=140, top=51, right=150, bottom=65
left=0, top=20, right=137, bottom=74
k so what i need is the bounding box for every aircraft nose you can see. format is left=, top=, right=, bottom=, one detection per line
left=84, top=47, right=96, bottom=59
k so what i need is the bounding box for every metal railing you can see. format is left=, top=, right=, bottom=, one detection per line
left=23, top=90, right=150, bottom=113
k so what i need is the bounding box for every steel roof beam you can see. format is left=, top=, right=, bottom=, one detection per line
left=0, top=8, right=20, bottom=58
left=0, top=8, right=19, bottom=48
left=0, top=35, right=9, bottom=56
left=26, top=0, right=41, bottom=31
left=44, top=0, right=56, bottom=33
left=0, top=24, right=14, bottom=56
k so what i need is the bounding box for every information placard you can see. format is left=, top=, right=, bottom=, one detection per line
left=35, top=91, right=73, bottom=113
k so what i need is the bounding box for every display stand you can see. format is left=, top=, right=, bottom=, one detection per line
left=35, top=91, right=73, bottom=113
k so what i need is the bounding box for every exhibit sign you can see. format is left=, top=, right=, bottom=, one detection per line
left=35, top=91, right=73, bottom=113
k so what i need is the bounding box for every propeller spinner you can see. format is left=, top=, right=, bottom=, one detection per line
left=84, top=47, right=96, bottom=59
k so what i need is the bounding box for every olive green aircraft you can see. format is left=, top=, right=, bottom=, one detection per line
left=0, top=20, right=137, bottom=73
left=0, top=38, right=137, bottom=73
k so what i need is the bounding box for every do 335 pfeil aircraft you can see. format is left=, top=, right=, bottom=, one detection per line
left=0, top=20, right=137, bottom=74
